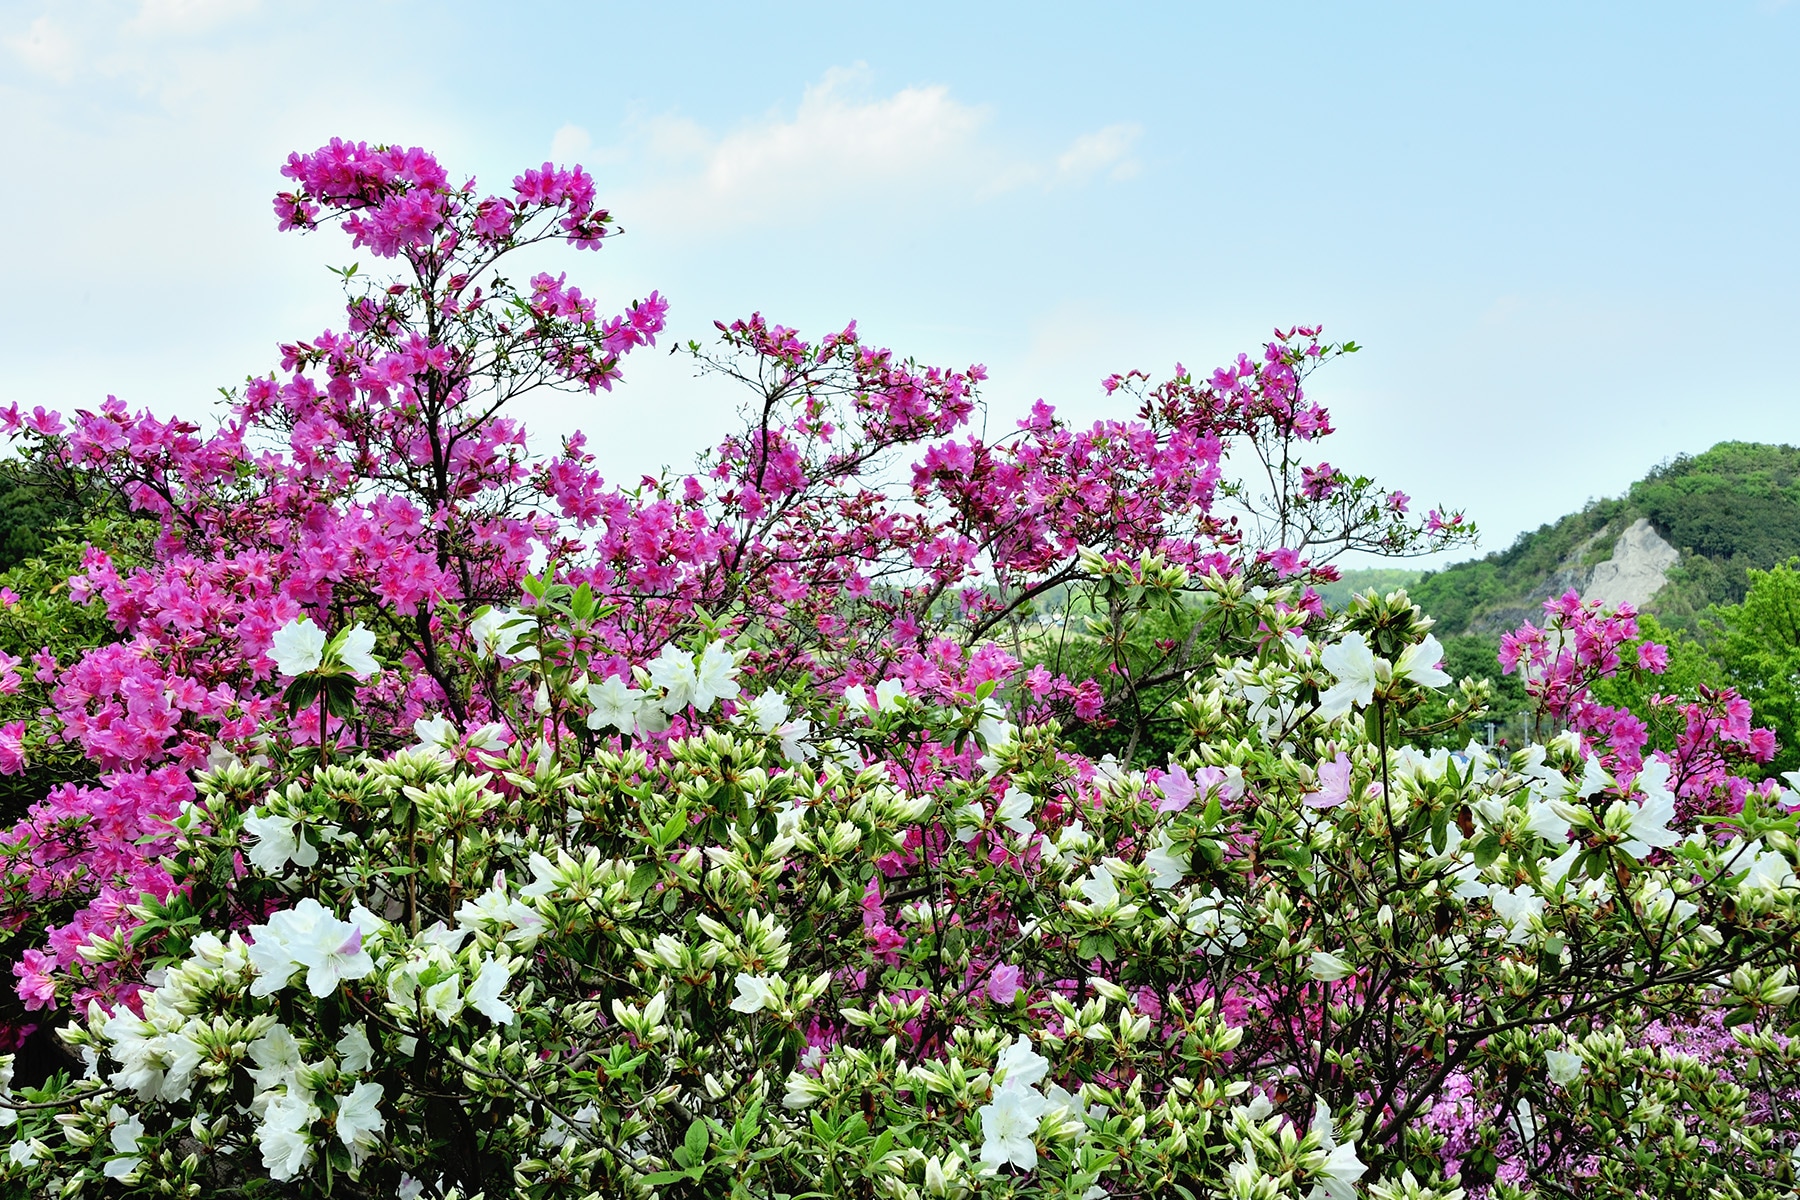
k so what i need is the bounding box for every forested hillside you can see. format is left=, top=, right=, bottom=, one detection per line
left=1412, top=441, right=1800, bottom=635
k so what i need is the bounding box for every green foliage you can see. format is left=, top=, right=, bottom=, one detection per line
left=1030, top=597, right=1203, bottom=768
left=0, top=519, right=151, bottom=822
left=0, top=475, right=74, bottom=577
left=1699, top=562, right=1800, bottom=778
left=1628, top=442, right=1800, bottom=577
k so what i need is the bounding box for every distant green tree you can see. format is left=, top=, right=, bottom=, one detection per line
left=1311, top=566, right=1419, bottom=610
left=1698, top=560, right=1800, bottom=777
left=0, top=472, right=79, bottom=575
left=0, top=518, right=152, bottom=822
left=1026, top=595, right=1205, bottom=768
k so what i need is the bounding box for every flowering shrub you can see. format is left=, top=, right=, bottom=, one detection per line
left=3, top=583, right=1798, bottom=1199
left=0, top=140, right=1794, bottom=1200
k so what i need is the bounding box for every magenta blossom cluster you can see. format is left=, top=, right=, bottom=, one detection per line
left=1501, top=589, right=1778, bottom=821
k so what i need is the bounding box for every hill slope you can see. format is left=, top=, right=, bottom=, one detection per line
left=1413, top=441, right=1800, bottom=635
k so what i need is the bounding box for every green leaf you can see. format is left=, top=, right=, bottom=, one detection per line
left=641, top=1168, right=705, bottom=1186
left=684, top=1117, right=710, bottom=1162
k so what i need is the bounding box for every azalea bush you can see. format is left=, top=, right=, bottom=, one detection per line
left=0, top=139, right=1794, bottom=1200
left=4, top=584, right=1799, bottom=1200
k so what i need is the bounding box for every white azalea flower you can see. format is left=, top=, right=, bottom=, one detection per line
left=777, top=718, right=814, bottom=763
left=978, top=1083, right=1050, bottom=1171
left=419, top=921, right=471, bottom=953
left=467, top=606, right=510, bottom=656
left=1577, top=755, right=1613, bottom=799
left=1179, top=888, right=1248, bottom=951
left=585, top=675, right=645, bottom=734
left=994, top=1037, right=1051, bottom=1090
left=1510, top=1098, right=1539, bottom=1147
left=1144, top=833, right=1186, bottom=890
left=104, top=1106, right=145, bottom=1179
left=744, top=689, right=789, bottom=733
left=692, top=641, right=741, bottom=712
left=730, top=972, right=780, bottom=1014
left=247, top=898, right=380, bottom=998
left=773, top=800, right=807, bottom=838
left=1541, top=841, right=1582, bottom=887
left=648, top=644, right=698, bottom=713
left=519, top=851, right=562, bottom=901
left=955, top=802, right=987, bottom=845
left=468, top=956, right=515, bottom=1025
left=466, top=722, right=508, bottom=751
left=257, top=1091, right=320, bottom=1181
left=1237, top=1088, right=1275, bottom=1121
left=335, top=1081, right=385, bottom=1162
left=1614, top=784, right=1679, bottom=859
left=1316, top=632, right=1378, bottom=720
left=243, top=809, right=318, bottom=875
left=1545, top=1048, right=1583, bottom=1085
left=246, top=904, right=320, bottom=996
left=270, top=616, right=328, bottom=677
left=335, top=1024, right=374, bottom=1073
left=1056, top=821, right=1096, bottom=855
left=246, top=1024, right=303, bottom=1094
left=1524, top=789, right=1572, bottom=844
left=977, top=702, right=1018, bottom=753
left=1078, top=865, right=1120, bottom=907
left=848, top=679, right=908, bottom=716
left=292, top=911, right=379, bottom=998
left=455, top=873, right=546, bottom=947
left=1305, top=1099, right=1367, bottom=1200
left=411, top=715, right=458, bottom=760
left=1737, top=839, right=1798, bottom=893
left=421, top=974, right=463, bottom=1024
left=1395, top=634, right=1451, bottom=688
left=1044, top=1082, right=1107, bottom=1125
left=337, top=623, right=380, bottom=676
left=1488, top=883, right=1546, bottom=944
left=469, top=607, right=536, bottom=660
left=993, top=788, right=1036, bottom=840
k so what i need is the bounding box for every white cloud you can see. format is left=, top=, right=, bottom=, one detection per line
left=550, top=122, right=592, bottom=162
left=129, top=0, right=260, bottom=36
left=618, top=64, right=997, bottom=231
left=598, top=70, right=1146, bottom=237
left=4, top=15, right=76, bottom=80
left=1056, top=122, right=1142, bottom=182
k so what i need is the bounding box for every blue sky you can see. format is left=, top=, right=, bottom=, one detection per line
left=2, top=1, right=1795, bottom=568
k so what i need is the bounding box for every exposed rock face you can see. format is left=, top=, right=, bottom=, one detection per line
left=1465, top=518, right=1677, bottom=634
left=1584, top=518, right=1679, bottom=611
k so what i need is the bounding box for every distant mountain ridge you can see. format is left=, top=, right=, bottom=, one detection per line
left=1410, top=441, right=1800, bottom=636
